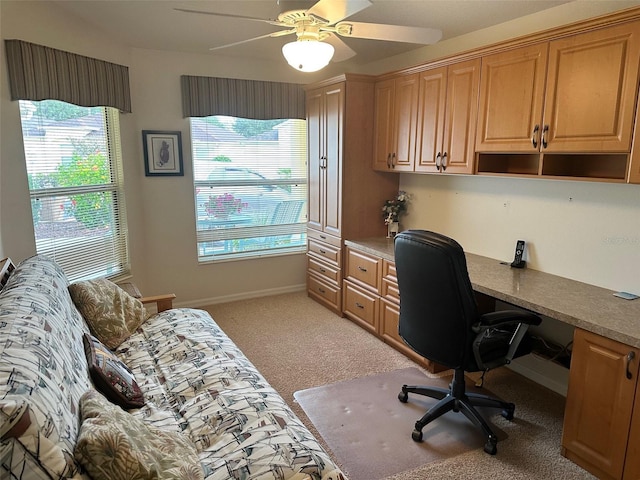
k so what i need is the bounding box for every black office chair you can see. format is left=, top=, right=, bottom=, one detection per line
left=394, top=230, right=541, bottom=455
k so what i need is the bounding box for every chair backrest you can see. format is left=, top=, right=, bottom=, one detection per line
left=394, top=230, right=480, bottom=369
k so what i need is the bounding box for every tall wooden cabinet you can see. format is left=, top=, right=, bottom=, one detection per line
left=305, top=75, right=399, bottom=315
left=372, top=74, right=419, bottom=172
left=562, top=328, right=640, bottom=480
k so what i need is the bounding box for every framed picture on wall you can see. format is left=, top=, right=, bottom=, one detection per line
left=142, top=130, right=184, bottom=176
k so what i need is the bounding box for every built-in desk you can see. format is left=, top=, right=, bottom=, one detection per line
left=345, top=236, right=640, bottom=480
left=345, top=237, right=640, bottom=348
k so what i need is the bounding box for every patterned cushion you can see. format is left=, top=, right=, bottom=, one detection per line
left=83, top=334, right=144, bottom=409
left=0, top=255, right=92, bottom=479
left=75, top=390, right=204, bottom=480
left=69, top=278, right=147, bottom=349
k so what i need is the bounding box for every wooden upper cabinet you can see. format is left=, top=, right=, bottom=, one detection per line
left=373, top=74, right=419, bottom=172
left=415, top=59, right=480, bottom=174
left=476, top=43, right=548, bottom=152
left=477, top=21, right=640, bottom=154
left=545, top=21, right=640, bottom=153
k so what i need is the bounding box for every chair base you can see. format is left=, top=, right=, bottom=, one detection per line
left=398, top=369, right=515, bottom=455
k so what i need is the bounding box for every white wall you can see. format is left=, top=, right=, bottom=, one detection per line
left=400, top=174, right=640, bottom=294
left=1, top=0, right=639, bottom=306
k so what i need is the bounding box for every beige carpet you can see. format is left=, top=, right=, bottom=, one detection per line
left=204, top=291, right=595, bottom=480
left=294, top=367, right=507, bottom=480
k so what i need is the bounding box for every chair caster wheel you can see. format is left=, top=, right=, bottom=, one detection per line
left=484, top=440, right=497, bottom=455
left=398, top=391, right=408, bottom=403
left=411, top=429, right=423, bottom=442
left=501, top=403, right=515, bottom=421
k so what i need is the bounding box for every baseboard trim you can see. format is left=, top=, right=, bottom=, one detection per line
left=175, top=284, right=307, bottom=309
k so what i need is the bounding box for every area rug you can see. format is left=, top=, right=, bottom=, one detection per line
left=294, top=367, right=507, bottom=480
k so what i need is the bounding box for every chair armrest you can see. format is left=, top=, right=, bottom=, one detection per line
left=140, top=293, right=176, bottom=312
left=475, top=310, right=541, bottom=331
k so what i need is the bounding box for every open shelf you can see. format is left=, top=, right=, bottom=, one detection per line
left=476, top=152, right=629, bottom=181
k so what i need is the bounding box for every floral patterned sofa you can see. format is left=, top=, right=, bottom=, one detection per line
left=0, top=255, right=346, bottom=480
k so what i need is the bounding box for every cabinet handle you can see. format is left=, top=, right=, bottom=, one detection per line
left=542, top=125, right=549, bottom=149
left=435, top=153, right=442, bottom=170
left=319, top=268, right=326, bottom=273
left=391, top=153, right=396, bottom=168
left=441, top=152, right=447, bottom=171
left=319, top=249, right=326, bottom=254
left=358, top=266, right=367, bottom=272
left=626, top=351, right=635, bottom=379
left=387, top=153, right=391, bottom=168
left=319, top=234, right=326, bottom=239
left=318, top=287, right=326, bottom=294
left=531, top=125, right=539, bottom=148
left=355, top=302, right=364, bottom=309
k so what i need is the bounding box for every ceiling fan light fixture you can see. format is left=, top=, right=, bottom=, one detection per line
left=282, top=40, right=335, bottom=72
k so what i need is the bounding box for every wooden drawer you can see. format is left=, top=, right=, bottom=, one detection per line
left=343, top=280, right=378, bottom=334
left=308, top=273, right=341, bottom=314
left=381, top=259, right=399, bottom=304
left=307, top=228, right=342, bottom=248
left=308, top=239, right=341, bottom=267
left=345, top=247, right=380, bottom=293
left=307, top=255, right=340, bottom=286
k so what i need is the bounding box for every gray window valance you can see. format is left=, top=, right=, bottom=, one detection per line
left=181, top=75, right=305, bottom=120
left=4, top=39, right=131, bottom=113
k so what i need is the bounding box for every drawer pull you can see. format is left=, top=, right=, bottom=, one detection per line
left=319, top=268, right=326, bottom=273
left=355, top=302, right=364, bottom=309
left=319, top=249, right=326, bottom=254
left=320, top=235, right=326, bottom=239
left=318, top=287, right=326, bottom=294
left=627, top=351, right=635, bottom=379
left=358, top=266, right=367, bottom=272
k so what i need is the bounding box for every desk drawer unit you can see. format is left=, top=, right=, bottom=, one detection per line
left=343, top=280, right=378, bottom=334
left=345, top=247, right=380, bottom=293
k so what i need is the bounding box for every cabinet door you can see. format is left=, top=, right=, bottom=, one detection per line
left=373, top=78, right=395, bottom=171
left=323, top=85, right=344, bottom=237
left=476, top=43, right=548, bottom=152
left=441, top=58, right=480, bottom=174
left=415, top=66, right=447, bottom=173
left=544, top=21, right=640, bottom=153
left=391, top=74, right=419, bottom=171
left=562, top=328, right=639, bottom=480
left=306, top=88, right=323, bottom=231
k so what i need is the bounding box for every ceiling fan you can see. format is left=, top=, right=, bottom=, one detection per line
left=175, top=0, right=443, bottom=72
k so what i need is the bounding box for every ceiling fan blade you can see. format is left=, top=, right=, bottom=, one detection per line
left=174, top=8, right=284, bottom=27
left=209, top=30, right=295, bottom=51
left=307, top=0, right=372, bottom=25
left=337, top=21, right=443, bottom=44
left=323, top=34, right=356, bottom=62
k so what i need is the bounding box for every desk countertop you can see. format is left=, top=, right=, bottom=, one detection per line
left=345, top=237, right=640, bottom=348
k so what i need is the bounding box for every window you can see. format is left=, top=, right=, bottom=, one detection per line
left=19, top=100, right=129, bottom=282
left=191, top=116, right=307, bottom=261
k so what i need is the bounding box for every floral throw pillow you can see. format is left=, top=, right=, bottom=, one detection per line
left=75, top=389, right=204, bottom=480
left=83, top=334, right=144, bottom=409
left=69, top=278, right=147, bottom=349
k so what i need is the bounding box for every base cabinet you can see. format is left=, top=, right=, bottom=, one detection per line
left=562, top=328, right=640, bottom=480
left=343, top=245, right=445, bottom=373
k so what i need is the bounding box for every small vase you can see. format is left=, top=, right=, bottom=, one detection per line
left=387, top=221, right=399, bottom=238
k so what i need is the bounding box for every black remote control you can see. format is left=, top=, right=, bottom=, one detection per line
left=511, top=240, right=526, bottom=268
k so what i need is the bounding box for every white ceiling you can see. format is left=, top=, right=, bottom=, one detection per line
left=50, top=0, right=594, bottom=70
